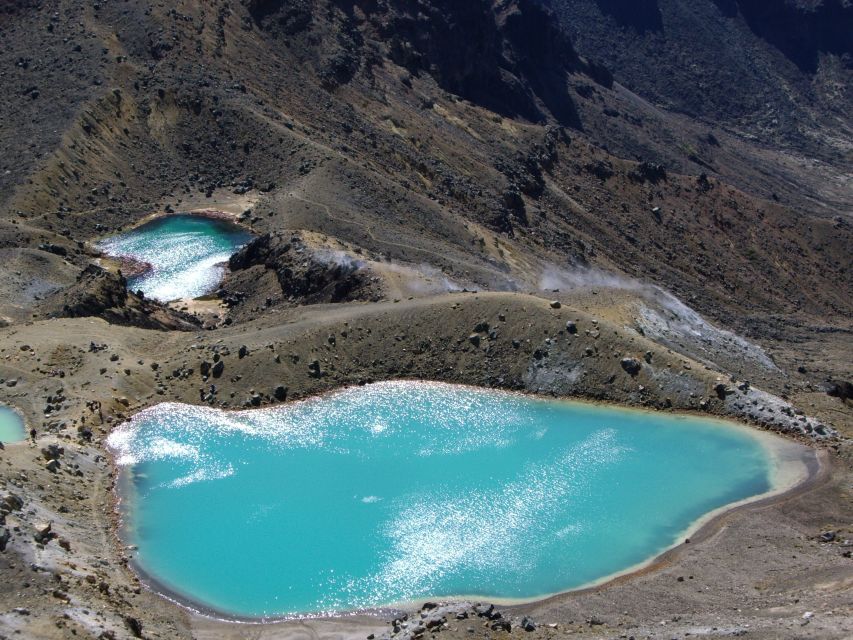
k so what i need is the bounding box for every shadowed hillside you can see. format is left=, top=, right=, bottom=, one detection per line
left=542, top=0, right=853, bottom=162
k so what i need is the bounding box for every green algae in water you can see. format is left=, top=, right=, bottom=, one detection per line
left=0, top=406, right=26, bottom=443
left=98, top=215, right=253, bottom=302
left=108, top=382, right=781, bottom=618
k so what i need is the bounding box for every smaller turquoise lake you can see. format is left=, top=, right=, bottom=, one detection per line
left=108, top=382, right=800, bottom=619
left=98, top=215, right=253, bottom=302
left=0, top=405, right=26, bottom=443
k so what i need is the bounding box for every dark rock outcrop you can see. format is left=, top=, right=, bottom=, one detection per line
left=629, top=161, right=667, bottom=184
left=827, top=380, right=853, bottom=401
left=620, top=356, right=642, bottom=375
left=36, top=265, right=200, bottom=331
left=227, top=233, right=380, bottom=304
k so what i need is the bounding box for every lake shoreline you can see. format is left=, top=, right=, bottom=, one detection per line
left=105, top=382, right=822, bottom=624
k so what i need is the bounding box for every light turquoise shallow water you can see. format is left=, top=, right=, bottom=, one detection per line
left=0, top=406, right=25, bottom=443
left=108, top=382, right=775, bottom=618
left=98, top=215, right=253, bottom=302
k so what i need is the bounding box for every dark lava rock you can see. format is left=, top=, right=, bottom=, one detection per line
left=502, top=187, right=528, bottom=227
left=827, top=380, right=853, bottom=401
left=1, top=494, right=23, bottom=512
left=228, top=232, right=379, bottom=305
left=621, top=357, right=642, bottom=375
left=33, top=521, right=52, bottom=543
left=41, top=444, right=63, bottom=460
left=490, top=619, right=511, bottom=632
left=586, top=159, right=614, bottom=180
left=125, top=616, right=143, bottom=638
left=629, top=161, right=667, bottom=184
left=38, top=242, right=68, bottom=257
left=37, top=265, right=199, bottom=331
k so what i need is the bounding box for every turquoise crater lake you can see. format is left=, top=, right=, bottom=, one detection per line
left=0, top=405, right=25, bottom=443
left=98, top=214, right=253, bottom=302
left=108, top=382, right=803, bottom=618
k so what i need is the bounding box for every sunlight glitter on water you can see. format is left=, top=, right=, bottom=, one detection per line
left=108, top=381, right=781, bottom=618
left=98, top=215, right=253, bottom=302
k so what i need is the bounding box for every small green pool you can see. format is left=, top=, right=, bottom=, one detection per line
left=0, top=406, right=26, bottom=443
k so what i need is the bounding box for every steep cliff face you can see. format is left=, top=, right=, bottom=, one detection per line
left=583, top=0, right=852, bottom=71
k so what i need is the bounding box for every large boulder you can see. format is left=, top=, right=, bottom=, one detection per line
left=620, top=357, right=642, bottom=376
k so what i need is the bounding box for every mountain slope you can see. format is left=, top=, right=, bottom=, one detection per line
left=1, top=0, right=849, bottom=330
left=542, top=0, right=853, bottom=162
